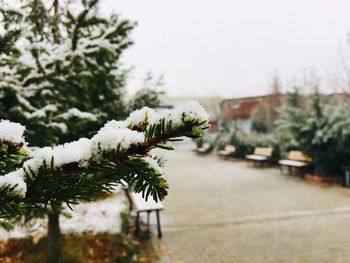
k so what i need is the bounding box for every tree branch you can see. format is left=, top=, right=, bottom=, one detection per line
left=71, top=0, right=98, bottom=51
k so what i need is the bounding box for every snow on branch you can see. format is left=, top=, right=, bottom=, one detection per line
left=24, top=138, right=92, bottom=174
left=0, top=120, right=26, bottom=144
left=168, top=100, right=210, bottom=125
left=0, top=101, right=209, bottom=215
left=91, top=128, right=144, bottom=157
left=57, top=108, right=97, bottom=121
left=126, top=107, right=158, bottom=127
left=0, top=169, right=27, bottom=197
left=24, top=104, right=58, bottom=119
left=0, top=120, right=28, bottom=197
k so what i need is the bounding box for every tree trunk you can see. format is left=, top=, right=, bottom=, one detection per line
left=51, top=0, right=59, bottom=15
left=47, top=212, right=61, bottom=263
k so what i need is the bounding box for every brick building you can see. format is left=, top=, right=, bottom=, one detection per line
left=220, top=94, right=282, bottom=133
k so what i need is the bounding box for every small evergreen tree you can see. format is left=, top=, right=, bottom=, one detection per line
left=276, top=87, right=314, bottom=162
left=250, top=72, right=282, bottom=133
left=250, top=104, right=269, bottom=133
left=277, top=88, right=350, bottom=176
left=285, top=86, right=304, bottom=108
left=128, top=72, right=163, bottom=112
left=275, top=86, right=305, bottom=152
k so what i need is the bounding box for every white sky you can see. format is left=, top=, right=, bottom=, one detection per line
left=100, top=0, right=350, bottom=98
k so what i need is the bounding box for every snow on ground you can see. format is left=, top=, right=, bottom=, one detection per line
left=0, top=189, right=126, bottom=241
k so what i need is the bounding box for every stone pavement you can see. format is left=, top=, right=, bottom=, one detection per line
left=143, top=145, right=350, bottom=262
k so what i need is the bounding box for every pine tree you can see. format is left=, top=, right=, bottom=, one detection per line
left=276, top=86, right=305, bottom=134
left=276, top=87, right=350, bottom=176
left=285, top=86, right=304, bottom=108
left=128, top=72, right=163, bottom=112
left=250, top=72, right=282, bottom=133
left=0, top=1, right=134, bottom=259
left=0, top=0, right=134, bottom=146
left=0, top=101, right=210, bottom=262
left=0, top=1, right=209, bottom=261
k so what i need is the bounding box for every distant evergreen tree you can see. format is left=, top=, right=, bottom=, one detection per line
left=277, top=87, right=350, bottom=176
left=285, top=86, right=304, bottom=108
left=250, top=104, right=269, bottom=133
left=251, top=72, right=282, bottom=133
left=128, top=72, right=163, bottom=112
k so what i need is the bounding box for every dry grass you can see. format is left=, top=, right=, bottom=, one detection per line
left=0, top=232, right=138, bottom=263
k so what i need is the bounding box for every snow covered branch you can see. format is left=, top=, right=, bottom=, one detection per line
left=0, top=101, right=209, bottom=218
left=0, top=120, right=28, bottom=178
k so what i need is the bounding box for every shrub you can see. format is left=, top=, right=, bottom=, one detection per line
left=277, top=91, right=350, bottom=176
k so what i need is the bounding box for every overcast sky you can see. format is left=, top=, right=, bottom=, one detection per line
left=100, top=0, right=350, bottom=98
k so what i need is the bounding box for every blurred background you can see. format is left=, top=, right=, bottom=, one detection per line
left=103, top=0, right=350, bottom=97
left=2, top=0, right=350, bottom=262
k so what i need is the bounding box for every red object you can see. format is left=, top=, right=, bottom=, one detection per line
left=208, top=120, right=218, bottom=133
left=304, top=174, right=338, bottom=185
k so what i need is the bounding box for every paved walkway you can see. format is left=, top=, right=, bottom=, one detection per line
left=144, top=145, right=350, bottom=262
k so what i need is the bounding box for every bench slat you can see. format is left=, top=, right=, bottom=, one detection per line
left=246, top=155, right=268, bottom=161
left=287, top=151, right=311, bottom=162
left=131, top=192, right=164, bottom=212
left=219, top=146, right=235, bottom=155
left=279, top=160, right=308, bottom=167
left=254, top=147, right=273, bottom=157
left=224, top=145, right=236, bottom=152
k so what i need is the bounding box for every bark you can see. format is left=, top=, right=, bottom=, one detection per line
left=47, top=212, right=61, bottom=263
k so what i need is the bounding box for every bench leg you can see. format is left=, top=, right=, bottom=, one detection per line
left=156, top=210, right=162, bottom=238
left=135, top=211, right=140, bottom=237
left=129, top=204, right=132, bottom=215
left=297, top=167, right=303, bottom=177
left=282, top=165, right=287, bottom=175
left=147, top=211, right=151, bottom=233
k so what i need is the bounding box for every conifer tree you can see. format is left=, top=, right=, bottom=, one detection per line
left=0, top=0, right=134, bottom=146
left=276, top=88, right=350, bottom=176
left=0, top=1, right=134, bottom=259
left=0, top=1, right=203, bottom=261
left=128, top=73, right=163, bottom=112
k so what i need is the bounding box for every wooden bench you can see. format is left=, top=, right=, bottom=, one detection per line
left=279, top=151, right=311, bottom=175
left=196, top=142, right=211, bottom=155
left=218, top=145, right=236, bottom=159
left=124, top=189, right=164, bottom=238
left=246, top=147, right=273, bottom=166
